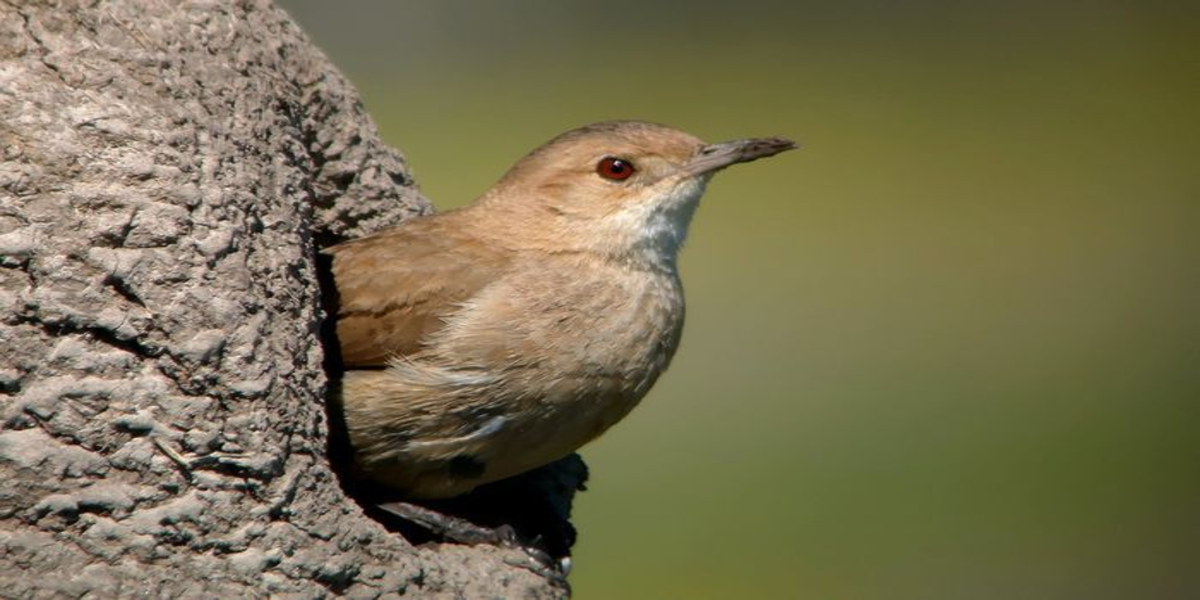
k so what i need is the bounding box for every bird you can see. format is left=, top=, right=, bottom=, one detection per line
left=325, top=120, right=795, bottom=500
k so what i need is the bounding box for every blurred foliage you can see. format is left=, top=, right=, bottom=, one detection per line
left=279, top=1, right=1199, bottom=598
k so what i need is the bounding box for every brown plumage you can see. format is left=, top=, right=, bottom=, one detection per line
left=326, top=121, right=795, bottom=499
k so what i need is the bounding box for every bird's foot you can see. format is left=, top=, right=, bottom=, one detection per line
left=377, top=501, right=514, bottom=545
left=376, top=501, right=567, bottom=576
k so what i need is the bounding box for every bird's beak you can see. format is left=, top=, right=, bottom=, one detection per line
left=682, top=136, right=798, bottom=177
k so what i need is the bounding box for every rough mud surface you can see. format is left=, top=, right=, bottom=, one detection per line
left=0, top=1, right=578, bottom=597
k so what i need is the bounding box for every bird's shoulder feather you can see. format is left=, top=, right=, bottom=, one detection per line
left=326, top=214, right=512, bottom=367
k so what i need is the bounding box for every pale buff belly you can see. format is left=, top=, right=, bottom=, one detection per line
left=343, top=366, right=659, bottom=499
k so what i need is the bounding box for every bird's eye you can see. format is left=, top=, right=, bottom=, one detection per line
left=596, top=156, right=635, bottom=181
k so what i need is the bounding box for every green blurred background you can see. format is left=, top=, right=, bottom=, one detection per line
left=279, top=1, right=1199, bottom=597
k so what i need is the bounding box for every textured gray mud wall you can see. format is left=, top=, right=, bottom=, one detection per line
left=0, top=1, right=565, bottom=596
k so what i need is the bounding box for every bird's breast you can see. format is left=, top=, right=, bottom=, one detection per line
left=433, top=257, right=685, bottom=444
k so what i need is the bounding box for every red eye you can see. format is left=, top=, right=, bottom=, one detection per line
left=596, top=156, right=635, bottom=181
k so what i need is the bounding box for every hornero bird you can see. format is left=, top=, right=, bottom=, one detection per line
left=325, top=121, right=795, bottom=499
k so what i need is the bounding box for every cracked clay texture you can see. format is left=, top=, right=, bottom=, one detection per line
left=0, top=1, right=568, bottom=597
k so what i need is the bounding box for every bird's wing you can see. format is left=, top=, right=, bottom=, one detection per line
left=325, top=216, right=510, bottom=368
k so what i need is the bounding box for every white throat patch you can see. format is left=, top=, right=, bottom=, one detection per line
left=605, top=177, right=708, bottom=270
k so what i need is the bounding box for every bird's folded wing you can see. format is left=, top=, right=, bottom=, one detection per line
left=325, top=217, right=510, bottom=368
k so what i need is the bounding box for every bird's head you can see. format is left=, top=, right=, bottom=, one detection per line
left=479, top=120, right=796, bottom=270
